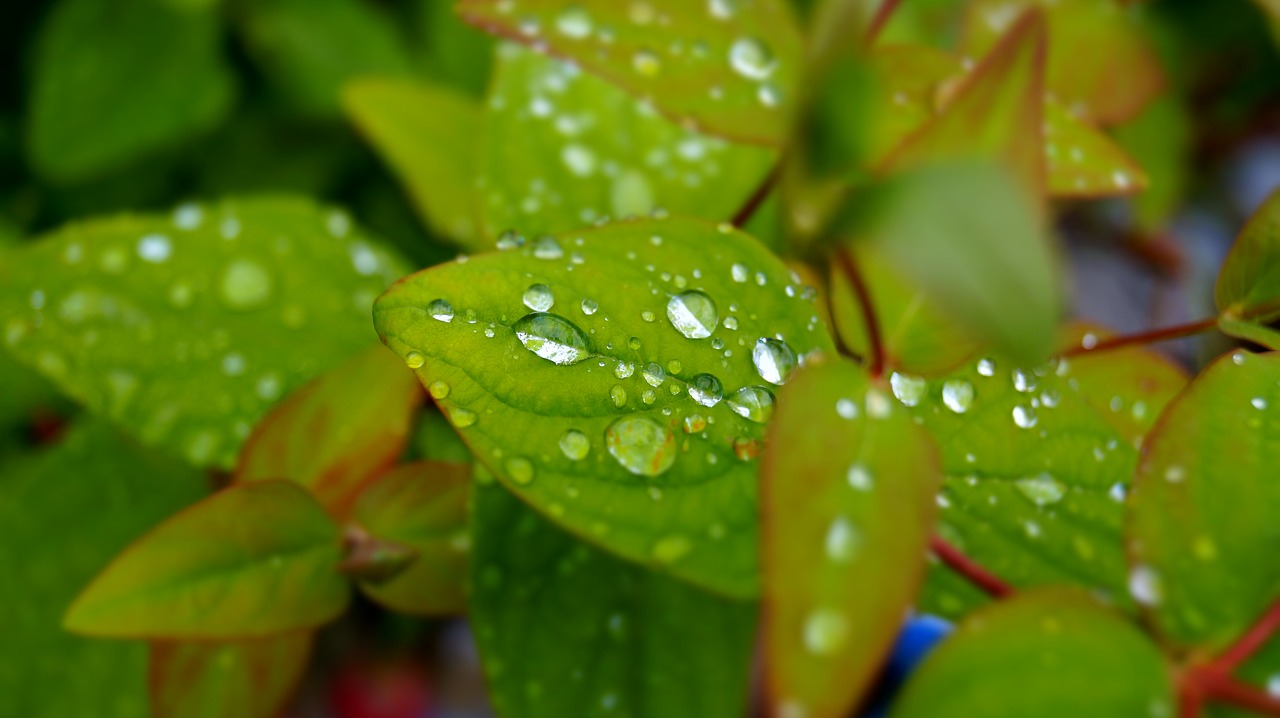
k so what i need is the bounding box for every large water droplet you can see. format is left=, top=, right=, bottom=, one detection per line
left=803, top=609, right=848, bottom=655
left=428, top=298, right=454, bottom=322
left=610, top=385, right=627, bottom=407
left=1015, top=473, right=1065, bottom=506
left=752, top=338, right=798, bottom=385
left=523, top=284, right=554, bottom=311
left=976, top=357, right=996, bottom=377
left=688, top=374, right=723, bottom=407
left=666, top=290, right=718, bottom=339
left=1012, top=404, right=1038, bottom=429
left=219, top=258, right=273, bottom=310
left=728, top=37, right=777, bottom=80
left=428, top=381, right=450, bottom=399
left=560, top=430, right=590, bottom=460
left=513, top=312, right=592, bottom=365
left=728, top=386, right=774, bottom=423
left=642, top=362, right=666, bottom=387
left=605, top=416, right=677, bottom=477
left=1012, top=368, right=1038, bottom=393
left=941, top=380, right=974, bottom=413
left=581, top=298, right=599, bottom=315
left=889, top=372, right=927, bottom=406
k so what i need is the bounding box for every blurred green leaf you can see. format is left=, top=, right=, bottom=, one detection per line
left=1217, top=190, right=1280, bottom=326
left=849, top=161, right=1060, bottom=367
left=343, top=78, right=484, bottom=249
left=374, top=217, right=834, bottom=598
left=477, top=45, right=777, bottom=238
left=762, top=358, right=938, bottom=718
left=468, top=474, right=756, bottom=718
left=460, top=0, right=803, bottom=144
left=65, top=480, right=348, bottom=638
left=411, top=408, right=475, bottom=464
left=26, top=0, right=236, bottom=183
left=1043, top=100, right=1147, bottom=198
left=1113, top=95, right=1193, bottom=232
left=890, top=589, right=1174, bottom=718
left=0, top=421, right=205, bottom=718
left=413, top=0, right=495, bottom=95
left=352, top=461, right=471, bottom=615
left=149, top=633, right=312, bottom=718
left=234, top=344, right=423, bottom=516
left=1218, top=317, right=1280, bottom=351
left=236, top=0, right=413, bottom=117
left=1128, top=350, right=1280, bottom=650
left=0, top=196, right=409, bottom=469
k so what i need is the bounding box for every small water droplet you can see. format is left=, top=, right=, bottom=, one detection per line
left=835, top=398, right=858, bottom=420
left=889, top=372, right=927, bottom=406
left=847, top=463, right=873, bottom=490
left=506, top=457, right=534, bottom=485
left=405, top=351, right=425, bottom=369
left=606, top=416, right=677, bottom=476
left=941, top=380, right=974, bottom=413
left=803, top=609, right=848, bottom=655
left=824, top=516, right=860, bottom=562
left=429, top=381, right=450, bottom=399
left=137, top=233, right=172, bottom=263
left=728, top=386, right=774, bottom=423
left=614, top=361, right=635, bottom=379
left=642, top=362, right=666, bottom=387
left=560, top=430, right=590, bottom=460
left=428, top=298, right=454, bottom=322
left=523, top=284, right=554, bottom=311
left=532, top=235, right=564, bottom=259
left=683, top=414, right=707, bottom=432
left=1253, top=396, right=1268, bottom=410
left=688, top=373, right=723, bottom=407
left=977, top=357, right=996, bottom=377
left=666, top=290, right=718, bottom=339
left=1129, top=564, right=1163, bottom=607
left=513, top=312, right=592, bottom=365
left=219, top=258, right=273, bottom=310
left=555, top=5, right=592, bottom=38
left=610, top=385, right=628, bottom=407
left=731, top=263, right=749, bottom=282
left=1012, top=404, right=1038, bottom=429
left=865, top=389, right=891, bottom=419
left=451, top=408, right=477, bottom=427
left=632, top=49, right=661, bottom=76
left=652, top=535, right=692, bottom=564
left=1015, top=473, right=1065, bottom=506
left=1012, top=369, right=1038, bottom=393
left=581, top=298, right=599, bottom=315
left=728, top=37, right=777, bottom=80
left=752, top=338, right=798, bottom=385
left=497, top=230, right=524, bottom=250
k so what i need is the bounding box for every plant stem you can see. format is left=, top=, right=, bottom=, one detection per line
left=929, top=535, right=1013, bottom=599
left=1059, top=317, right=1219, bottom=357
left=1213, top=599, right=1280, bottom=673
left=836, top=248, right=885, bottom=378
left=865, top=0, right=902, bottom=46
left=731, top=164, right=779, bottom=228
left=1200, top=674, right=1280, bottom=716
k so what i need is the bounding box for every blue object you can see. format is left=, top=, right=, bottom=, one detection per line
left=861, top=614, right=953, bottom=717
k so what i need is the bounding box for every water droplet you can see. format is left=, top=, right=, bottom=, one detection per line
left=722, top=316, right=739, bottom=331
left=642, top=362, right=666, bottom=387
left=688, top=374, right=723, bottom=407
left=1015, top=473, right=1065, bottom=505
left=513, top=313, right=592, bottom=365
left=555, top=5, right=592, bottom=38
left=451, top=408, right=477, bottom=427
left=532, top=235, right=564, bottom=260
left=1129, top=564, right=1163, bottom=607
left=405, top=351, right=425, bottom=369
left=1253, top=396, right=1268, bottom=410
left=652, top=535, right=692, bottom=564
left=610, top=385, right=628, bottom=407
left=728, top=386, right=774, bottom=423
left=560, top=430, right=590, bottom=460
left=506, top=457, right=535, bottom=485
left=497, top=230, right=524, bottom=250
left=632, top=49, right=661, bottom=76
left=581, top=298, right=599, bottom=315
left=605, top=416, right=677, bottom=476
left=642, top=389, right=657, bottom=404
left=1164, top=465, right=1185, bottom=483
left=752, top=338, right=798, bottom=385
left=666, top=290, right=718, bottom=339
left=825, top=517, right=860, bottom=562
left=731, top=263, right=749, bottom=282
left=613, top=362, right=634, bottom=380
left=667, top=359, right=683, bottom=375
left=523, top=283, right=554, bottom=311
left=428, top=298, right=454, bottom=322
left=865, top=389, right=891, bottom=419
left=1012, top=369, right=1038, bottom=393
left=847, top=463, right=873, bottom=490
left=1012, top=404, right=1038, bottom=429
left=137, top=233, right=172, bottom=263
left=219, top=258, right=273, bottom=310
left=1233, top=351, right=1248, bottom=366
left=803, top=609, right=848, bottom=655
left=835, top=398, right=858, bottom=420
left=977, top=357, right=996, bottom=377
left=941, top=380, right=974, bottom=413
left=683, top=414, right=707, bottom=432
left=889, top=372, right=927, bottom=406
left=428, top=381, right=450, bottom=399
left=728, top=37, right=777, bottom=80
left=708, top=0, right=736, bottom=19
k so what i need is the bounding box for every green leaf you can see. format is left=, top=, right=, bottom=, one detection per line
left=411, top=408, right=475, bottom=464
left=236, top=0, right=413, bottom=117
left=476, top=45, right=776, bottom=238
left=0, top=421, right=205, bottom=718
left=762, top=359, right=939, bottom=718
left=1043, top=100, right=1147, bottom=198
left=459, top=0, right=803, bottom=144
left=234, top=344, right=423, bottom=516
left=849, top=161, right=1061, bottom=367
left=149, top=633, right=312, bottom=718
left=468, top=474, right=756, bottom=718
left=1113, top=95, right=1192, bottom=230
left=414, top=0, right=496, bottom=95
left=374, top=217, right=834, bottom=597
left=890, top=589, right=1174, bottom=718
left=25, top=0, right=236, bottom=183
left=0, top=196, right=409, bottom=469
left=1216, top=189, right=1280, bottom=325
left=352, top=461, right=472, bottom=615
left=343, top=78, right=484, bottom=249
left=1218, top=316, right=1280, bottom=351
left=64, top=480, right=349, bottom=638
left=1128, top=350, right=1280, bottom=650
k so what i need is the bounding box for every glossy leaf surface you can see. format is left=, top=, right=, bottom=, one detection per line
left=235, top=344, right=423, bottom=516
left=353, top=461, right=472, bottom=615
left=65, top=481, right=348, bottom=638
left=762, top=359, right=938, bottom=718
left=468, top=475, right=756, bottom=718
left=460, top=0, right=803, bottom=144
left=150, top=633, right=313, bottom=718
left=0, top=196, right=408, bottom=469
left=1217, top=189, right=1280, bottom=325
left=374, top=217, right=834, bottom=597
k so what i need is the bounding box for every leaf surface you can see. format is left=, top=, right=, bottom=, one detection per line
left=149, top=633, right=312, bottom=718
left=1217, top=190, right=1280, bottom=325
left=374, top=217, right=834, bottom=597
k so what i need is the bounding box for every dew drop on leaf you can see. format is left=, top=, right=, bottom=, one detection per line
left=977, top=357, right=997, bottom=377
left=523, top=283, right=554, bottom=311
left=890, top=372, right=927, bottom=406
left=643, top=362, right=666, bottom=387
left=1012, top=368, right=1038, bottom=393
left=506, top=457, right=535, bottom=485
left=614, top=361, right=635, bottom=379
left=651, top=535, right=692, bottom=564
left=404, top=351, right=425, bottom=369
left=609, top=385, right=627, bottom=408
left=803, top=609, right=848, bottom=655
left=731, top=263, right=749, bottom=283
left=219, top=258, right=273, bottom=310
left=531, top=235, right=564, bottom=260
left=752, top=338, right=798, bottom=385
left=1012, top=404, right=1038, bottom=429
left=1014, top=473, right=1065, bottom=506
left=581, top=298, right=599, bottom=315
left=688, top=373, right=724, bottom=407
left=727, top=385, right=774, bottom=423
left=824, top=516, right=860, bottom=563
left=835, top=398, right=858, bottom=419
left=605, top=416, right=677, bottom=477
left=428, top=298, right=455, bottom=322
left=136, top=233, right=172, bottom=263
left=846, top=463, right=873, bottom=491
left=941, top=379, right=974, bottom=413
left=1128, top=564, right=1163, bottom=607
left=728, top=37, right=777, bottom=80
left=555, top=6, right=593, bottom=38
left=632, top=49, right=662, bottom=77
left=429, top=381, right=450, bottom=399
left=666, top=290, right=718, bottom=339
left=512, top=312, right=592, bottom=365
left=559, top=429, right=590, bottom=460
left=451, top=408, right=477, bottom=428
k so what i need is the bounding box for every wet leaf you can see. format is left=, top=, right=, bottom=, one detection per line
left=468, top=475, right=756, bottom=718
left=963, top=0, right=1164, bottom=125
left=891, top=589, right=1174, bottom=718
left=0, top=196, right=409, bottom=469
left=64, top=481, right=349, bottom=638
left=150, top=633, right=312, bottom=718
left=1128, top=350, right=1280, bottom=650
left=0, top=421, right=205, bottom=718
left=848, top=161, right=1061, bottom=367
left=374, top=217, right=834, bottom=597
left=26, top=0, right=235, bottom=183
left=236, top=0, right=413, bottom=116
left=476, top=45, right=776, bottom=239
left=415, top=0, right=496, bottom=95
left=459, top=0, right=803, bottom=144
left=762, top=358, right=939, bottom=718
left=352, top=461, right=472, bottom=615
left=343, top=78, right=483, bottom=249
left=1217, top=190, right=1280, bottom=326
left=1043, top=100, right=1146, bottom=198
left=1218, top=316, right=1280, bottom=351
left=234, top=345, right=423, bottom=517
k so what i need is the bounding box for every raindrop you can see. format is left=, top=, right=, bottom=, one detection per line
left=642, top=362, right=666, bottom=387
left=404, top=351, right=425, bottom=369
left=506, top=457, right=535, bottom=485
left=555, top=5, right=592, bottom=37
left=1012, top=404, right=1038, bottom=429
left=610, top=385, right=627, bottom=407
left=560, top=430, right=590, bottom=460
left=496, top=230, right=524, bottom=250
left=219, top=258, right=273, bottom=310
left=523, top=283, right=554, bottom=311
left=728, top=386, right=775, bottom=423
left=976, top=357, right=996, bottom=377
left=605, top=416, right=677, bottom=476
left=652, top=535, right=692, bottom=564
left=532, top=235, right=564, bottom=260
left=451, top=408, right=477, bottom=427
left=728, top=37, right=777, bottom=80
left=688, top=373, right=724, bottom=407
left=428, top=298, right=455, bottom=322
left=731, top=263, right=749, bottom=282
left=889, top=372, right=927, bottom=406
left=683, top=414, right=707, bottom=433
left=865, top=389, right=892, bottom=419
left=825, top=517, right=860, bottom=562
left=941, top=380, right=974, bottom=413
left=513, top=312, right=592, bottom=365
left=752, top=338, right=798, bottom=385
left=581, top=298, right=599, bottom=315
left=632, top=49, right=661, bottom=76
left=614, top=361, right=635, bottom=379
left=137, top=234, right=172, bottom=263
left=847, top=463, right=873, bottom=491
left=1015, top=473, right=1065, bottom=506
left=1012, top=369, right=1038, bottom=393
left=428, top=381, right=450, bottom=399
left=803, top=609, right=848, bottom=655
left=1129, top=564, right=1163, bottom=607
left=835, top=398, right=858, bottom=420
left=666, top=290, right=718, bottom=339
left=1252, top=396, right=1268, bottom=410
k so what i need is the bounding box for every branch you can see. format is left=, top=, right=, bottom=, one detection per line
left=730, top=163, right=780, bottom=228
left=865, top=0, right=902, bottom=47
left=929, top=535, right=1013, bottom=599
left=836, top=248, right=885, bottom=378
left=1213, top=599, right=1280, bottom=674
left=1059, top=317, right=1219, bottom=357
left=1200, top=674, right=1280, bottom=716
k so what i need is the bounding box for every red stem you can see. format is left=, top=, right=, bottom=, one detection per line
left=865, top=0, right=901, bottom=46
left=929, top=535, right=1013, bottom=599
left=1199, top=673, right=1280, bottom=716
left=730, top=164, right=779, bottom=228
left=836, top=249, right=885, bottom=378
left=1213, top=599, right=1280, bottom=674
left=1059, top=317, right=1219, bottom=357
